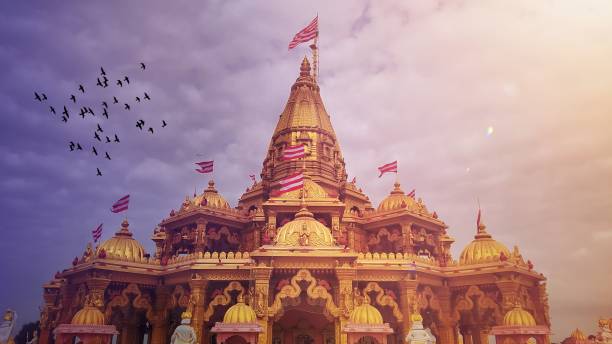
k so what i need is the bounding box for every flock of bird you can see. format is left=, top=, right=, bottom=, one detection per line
left=33, top=62, right=167, bottom=176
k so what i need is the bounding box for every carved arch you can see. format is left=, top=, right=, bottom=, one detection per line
left=269, top=269, right=342, bottom=320
left=203, top=281, right=245, bottom=321
left=166, top=285, right=191, bottom=310
left=104, top=283, right=151, bottom=319
left=452, top=285, right=502, bottom=323
left=418, top=286, right=441, bottom=311
left=363, top=282, right=403, bottom=322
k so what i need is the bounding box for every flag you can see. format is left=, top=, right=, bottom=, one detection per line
left=407, top=189, right=415, bottom=198
left=351, top=176, right=356, bottom=184
left=111, top=195, right=130, bottom=213
left=92, top=223, right=103, bottom=243
left=476, top=209, right=482, bottom=228
left=378, top=161, right=397, bottom=177
left=271, top=173, right=304, bottom=196
left=288, top=16, right=318, bottom=50
left=282, top=144, right=305, bottom=160
left=195, top=160, right=214, bottom=173
left=250, top=174, right=256, bottom=183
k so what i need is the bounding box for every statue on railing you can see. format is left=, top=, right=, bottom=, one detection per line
left=0, top=309, right=17, bottom=344
left=170, top=311, right=197, bottom=344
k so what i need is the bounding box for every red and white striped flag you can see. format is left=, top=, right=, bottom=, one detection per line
left=407, top=189, right=416, bottom=198
left=378, top=161, right=398, bottom=177
left=92, top=223, right=103, bottom=242
left=288, top=16, right=318, bottom=50
left=250, top=174, right=257, bottom=183
left=271, top=172, right=304, bottom=196
left=111, top=195, right=130, bottom=213
left=195, top=160, right=214, bottom=173
left=282, top=144, right=305, bottom=160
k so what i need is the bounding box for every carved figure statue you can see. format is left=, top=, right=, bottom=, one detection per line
left=170, top=311, right=197, bottom=344
left=0, top=309, right=17, bottom=344
left=596, top=318, right=612, bottom=344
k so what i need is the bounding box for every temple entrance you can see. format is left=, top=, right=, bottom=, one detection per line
left=272, top=306, right=335, bottom=344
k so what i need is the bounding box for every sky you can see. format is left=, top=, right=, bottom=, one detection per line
left=0, top=0, right=611, bottom=341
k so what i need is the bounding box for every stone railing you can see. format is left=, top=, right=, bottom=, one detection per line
left=356, top=252, right=438, bottom=266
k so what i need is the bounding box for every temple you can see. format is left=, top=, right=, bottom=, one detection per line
left=38, top=57, right=551, bottom=344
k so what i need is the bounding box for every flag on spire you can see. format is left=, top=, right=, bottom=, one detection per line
left=195, top=160, right=214, bottom=173
left=407, top=189, right=416, bottom=198
left=271, top=172, right=304, bottom=196
left=378, top=161, right=398, bottom=177
left=111, top=195, right=130, bottom=213
left=92, top=223, right=103, bottom=242
left=282, top=144, right=305, bottom=160
left=288, top=16, right=318, bottom=50
left=250, top=174, right=257, bottom=183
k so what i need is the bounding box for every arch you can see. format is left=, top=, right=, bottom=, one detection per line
left=166, top=285, right=191, bottom=310
left=451, top=285, right=503, bottom=323
left=105, top=284, right=153, bottom=320
left=362, top=282, right=403, bottom=322
left=418, top=286, right=441, bottom=311
left=203, top=281, right=246, bottom=321
left=269, top=269, right=342, bottom=320
left=357, top=335, right=380, bottom=344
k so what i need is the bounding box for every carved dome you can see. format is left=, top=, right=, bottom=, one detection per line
left=193, top=180, right=230, bottom=209
left=71, top=306, right=105, bottom=325
left=459, top=220, right=510, bottom=265
left=503, top=304, right=536, bottom=326
left=274, top=206, right=335, bottom=247
left=377, top=182, right=425, bottom=213
left=279, top=176, right=328, bottom=199
left=223, top=300, right=257, bottom=324
left=349, top=302, right=384, bottom=325
left=570, top=329, right=587, bottom=341
left=97, top=220, right=146, bottom=260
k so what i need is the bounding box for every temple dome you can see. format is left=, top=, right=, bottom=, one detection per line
left=193, top=180, right=230, bottom=209
left=378, top=182, right=417, bottom=212
left=71, top=306, right=105, bottom=325
left=274, top=206, right=335, bottom=246
left=503, top=304, right=536, bottom=326
left=97, top=220, right=146, bottom=260
left=279, top=176, right=328, bottom=199
left=570, top=329, right=587, bottom=341
left=349, top=302, right=384, bottom=325
left=223, top=301, right=257, bottom=324
left=459, top=220, right=510, bottom=265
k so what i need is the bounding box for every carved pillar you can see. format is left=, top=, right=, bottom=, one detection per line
left=401, top=223, right=414, bottom=253
left=150, top=285, right=171, bottom=344
left=496, top=278, right=521, bottom=314
left=86, top=276, right=111, bottom=308
left=253, top=266, right=273, bottom=344
left=189, top=278, right=209, bottom=344
left=196, top=219, right=208, bottom=253
left=398, top=277, right=419, bottom=340
left=335, top=268, right=356, bottom=344
left=347, top=224, right=356, bottom=250
left=437, top=287, right=457, bottom=344
left=58, top=283, right=77, bottom=324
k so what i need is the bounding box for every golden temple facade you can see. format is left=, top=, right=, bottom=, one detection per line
left=38, top=57, right=551, bottom=344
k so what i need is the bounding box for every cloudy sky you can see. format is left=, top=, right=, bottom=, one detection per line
left=1, top=0, right=611, bottom=340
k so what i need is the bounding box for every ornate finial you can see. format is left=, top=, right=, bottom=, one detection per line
left=116, top=219, right=133, bottom=237
left=237, top=294, right=245, bottom=303
left=390, top=181, right=404, bottom=195
left=294, top=205, right=314, bottom=219
left=208, top=180, right=215, bottom=189
left=300, top=57, right=311, bottom=76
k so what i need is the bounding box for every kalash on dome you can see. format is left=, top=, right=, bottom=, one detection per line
left=37, top=57, right=551, bottom=344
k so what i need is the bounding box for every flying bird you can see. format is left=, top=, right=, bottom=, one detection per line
left=102, top=101, right=108, bottom=108
left=69, top=141, right=75, bottom=151
left=88, top=107, right=95, bottom=116
left=92, top=146, right=98, bottom=156
left=105, top=152, right=111, bottom=160
left=105, top=136, right=111, bottom=143
left=41, top=93, right=48, bottom=100
left=135, top=96, right=141, bottom=103
left=144, top=92, right=150, bottom=100
left=76, top=143, right=83, bottom=150
left=113, top=134, right=120, bottom=143
left=148, top=127, right=154, bottom=134
left=94, top=132, right=101, bottom=141
left=96, top=78, right=103, bottom=87
left=102, top=78, right=109, bottom=88
left=61, top=116, right=68, bottom=123
left=96, top=124, right=103, bottom=133
left=70, top=94, right=76, bottom=103
left=162, top=120, right=167, bottom=127
left=49, top=106, right=56, bottom=114
left=78, top=84, right=85, bottom=93
left=62, top=106, right=69, bottom=117
left=34, top=92, right=42, bottom=101
left=100, top=67, right=106, bottom=76
left=124, top=103, right=130, bottom=110
left=123, top=76, right=130, bottom=84
left=140, top=62, right=146, bottom=70
left=102, top=108, right=109, bottom=119
left=96, top=168, right=102, bottom=176
left=79, top=109, right=86, bottom=119
left=136, top=120, right=144, bottom=130
left=113, top=96, right=118, bottom=104
left=116, top=79, right=123, bottom=87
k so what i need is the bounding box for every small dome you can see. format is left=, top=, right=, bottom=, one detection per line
left=503, top=304, right=536, bottom=326
left=97, top=220, right=146, bottom=260
left=350, top=302, right=383, bottom=325
left=459, top=220, right=510, bottom=265
left=71, top=306, right=105, bottom=325
left=223, top=301, right=257, bottom=324
left=193, top=180, right=230, bottom=209
left=274, top=206, right=335, bottom=246
left=570, top=329, right=587, bottom=341
left=377, top=182, right=425, bottom=213
left=281, top=177, right=328, bottom=199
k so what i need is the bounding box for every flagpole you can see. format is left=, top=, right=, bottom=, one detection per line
left=310, top=34, right=319, bottom=82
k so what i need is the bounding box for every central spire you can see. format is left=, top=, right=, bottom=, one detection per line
left=261, top=58, right=346, bottom=191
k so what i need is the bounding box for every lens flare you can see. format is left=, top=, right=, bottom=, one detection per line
left=486, top=126, right=494, bottom=136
